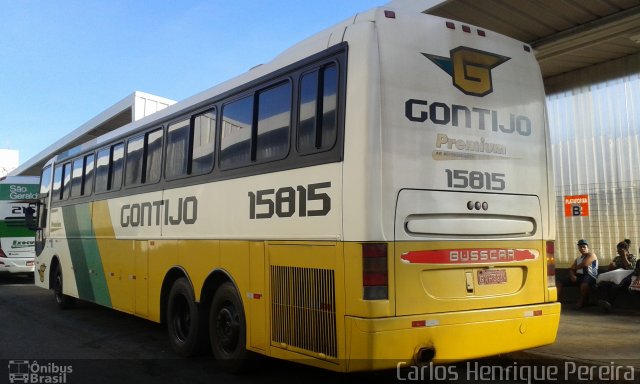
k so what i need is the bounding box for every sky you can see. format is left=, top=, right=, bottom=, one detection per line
left=0, top=0, right=384, bottom=166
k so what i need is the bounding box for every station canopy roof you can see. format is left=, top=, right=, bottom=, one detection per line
left=420, top=0, right=640, bottom=81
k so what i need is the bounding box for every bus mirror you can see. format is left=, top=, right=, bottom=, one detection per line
left=24, top=206, right=37, bottom=231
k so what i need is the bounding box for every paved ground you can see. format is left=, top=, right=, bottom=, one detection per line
left=1, top=274, right=638, bottom=383
left=525, top=304, right=640, bottom=366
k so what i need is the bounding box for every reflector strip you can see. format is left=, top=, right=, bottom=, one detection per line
left=401, top=249, right=536, bottom=264
left=524, top=310, right=543, bottom=317
left=412, top=319, right=440, bottom=327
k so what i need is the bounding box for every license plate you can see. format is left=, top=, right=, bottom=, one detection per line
left=478, top=269, right=507, bottom=285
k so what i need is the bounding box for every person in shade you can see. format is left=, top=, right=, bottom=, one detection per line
left=557, top=239, right=599, bottom=309
left=596, top=239, right=637, bottom=313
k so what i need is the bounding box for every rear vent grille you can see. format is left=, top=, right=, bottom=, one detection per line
left=271, top=266, right=337, bottom=358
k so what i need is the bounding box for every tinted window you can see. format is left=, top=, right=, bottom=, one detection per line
left=145, top=129, right=163, bottom=183
left=40, top=166, right=52, bottom=195
left=110, top=143, right=124, bottom=190
left=52, top=165, right=63, bottom=201
left=221, top=96, right=253, bottom=168
left=83, top=154, right=95, bottom=196
left=256, top=82, right=291, bottom=162
left=321, top=65, right=338, bottom=149
left=71, top=158, right=84, bottom=198
left=192, top=110, right=216, bottom=174
left=298, top=70, right=318, bottom=152
left=165, top=119, right=190, bottom=178
left=125, top=135, right=144, bottom=187
left=94, top=148, right=110, bottom=193
left=297, top=64, right=338, bottom=153
left=61, top=163, right=72, bottom=200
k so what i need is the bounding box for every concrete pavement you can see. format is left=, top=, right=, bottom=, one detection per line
left=518, top=303, right=640, bottom=377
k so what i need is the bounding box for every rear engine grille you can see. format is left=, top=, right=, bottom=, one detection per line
left=271, top=266, right=337, bottom=358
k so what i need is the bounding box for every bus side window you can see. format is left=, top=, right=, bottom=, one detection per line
left=166, top=119, right=190, bottom=178
left=94, top=148, right=110, bottom=193
left=125, top=135, right=144, bottom=187
left=51, top=165, right=63, bottom=201
left=61, top=163, right=72, bottom=201
left=70, top=157, right=84, bottom=198
left=145, top=128, right=163, bottom=183
left=256, top=81, right=291, bottom=162
left=297, top=64, right=338, bottom=153
left=192, top=110, right=216, bottom=175
left=221, top=96, right=253, bottom=168
left=83, top=154, right=95, bottom=196
left=110, top=143, right=124, bottom=190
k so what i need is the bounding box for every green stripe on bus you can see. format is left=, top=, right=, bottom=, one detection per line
left=62, top=204, right=112, bottom=307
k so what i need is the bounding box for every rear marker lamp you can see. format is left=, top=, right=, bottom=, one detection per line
left=446, top=21, right=455, bottom=30
left=362, top=243, right=388, bottom=300
left=462, top=25, right=471, bottom=33
left=384, top=10, right=396, bottom=19
left=546, top=241, right=556, bottom=287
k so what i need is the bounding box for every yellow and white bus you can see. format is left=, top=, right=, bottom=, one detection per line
left=32, top=6, right=559, bottom=372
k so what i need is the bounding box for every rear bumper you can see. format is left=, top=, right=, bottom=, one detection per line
left=0, top=257, right=35, bottom=274
left=345, top=302, right=561, bottom=372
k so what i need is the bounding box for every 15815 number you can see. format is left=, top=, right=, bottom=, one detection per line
left=445, top=169, right=505, bottom=191
left=248, top=182, right=331, bottom=219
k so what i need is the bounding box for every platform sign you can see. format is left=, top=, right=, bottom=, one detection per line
left=564, top=194, right=589, bottom=217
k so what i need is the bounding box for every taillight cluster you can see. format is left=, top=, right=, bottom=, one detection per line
left=546, top=241, right=556, bottom=287
left=362, top=243, right=388, bottom=300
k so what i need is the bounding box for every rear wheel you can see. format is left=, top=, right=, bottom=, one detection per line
left=53, top=265, right=76, bottom=310
left=166, top=277, right=208, bottom=356
left=209, top=282, right=248, bottom=372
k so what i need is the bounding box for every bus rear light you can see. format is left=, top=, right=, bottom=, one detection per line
left=477, top=29, right=486, bottom=37
left=446, top=21, right=455, bottom=30
left=462, top=25, right=471, bottom=33
left=546, top=241, right=556, bottom=287
left=0, top=248, right=6, bottom=258
left=384, top=10, right=396, bottom=19
left=362, top=243, right=388, bottom=300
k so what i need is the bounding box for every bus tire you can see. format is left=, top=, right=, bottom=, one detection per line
left=209, top=282, right=248, bottom=372
left=53, top=265, right=76, bottom=310
left=166, top=277, right=207, bottom=357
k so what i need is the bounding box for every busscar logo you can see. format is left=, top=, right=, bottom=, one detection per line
left=423, top=47, right=510, bottom=97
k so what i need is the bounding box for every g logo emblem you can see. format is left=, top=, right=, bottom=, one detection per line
left=423, top=47, right=510, bottom=97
